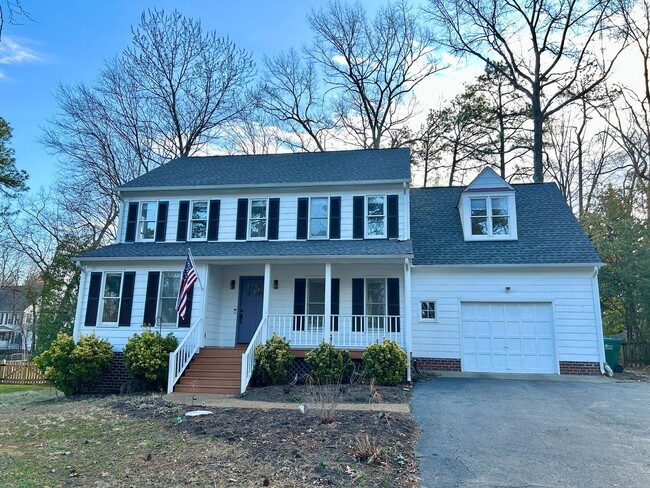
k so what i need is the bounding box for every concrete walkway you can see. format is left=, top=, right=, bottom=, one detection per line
left=164, top=392, right=410, bottom=413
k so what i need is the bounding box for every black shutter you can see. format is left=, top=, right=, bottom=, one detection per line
left=84, top=272, right=103, bottom=326
left=155, top=202, right=168, bottom=242
left=236, top=198, right=248, bottom=240
left=125, top=202, right=139, bottom=243
left=353, top=196, right=364, bottom=239
left=268, top=198, right=280, bottom=240
left=330, top=278, right=340, bottom=332
left=296, top=198, right=308, bottom=240
left=177, top=201, right=190, bottom=242
left=207, top=199, right=221, bottom=241
left=118, top=272, right=136, bottom=327
left=387, top=195, right=399, bottom=239
left=179, top=288, right=193, bottom=327
left=143, top=271, right=160, bottom=326
left=387, top=277, right=400, bottom=332
left=329, top=197, right=341, bottom=240
left=293, top=278, right=306, bottom=331
left=352, top=278, right=364, bottom=331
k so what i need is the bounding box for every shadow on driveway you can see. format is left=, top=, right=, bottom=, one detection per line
left=412, top=377, right=650, bottom=488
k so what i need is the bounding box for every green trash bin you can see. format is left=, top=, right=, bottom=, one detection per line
left=604, top=338, right=623, bottom=372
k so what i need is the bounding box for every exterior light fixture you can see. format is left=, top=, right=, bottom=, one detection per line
left=230, top=280, right=236, bottom=290
left=273, top=280, right=279, bottom=290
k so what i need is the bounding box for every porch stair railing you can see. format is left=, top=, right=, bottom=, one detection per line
left=167, top=318, right=203, bottom=394
left=240, top=316, right=268, bottom=394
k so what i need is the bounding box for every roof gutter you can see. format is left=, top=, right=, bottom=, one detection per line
left=75, top=253, right=414, bottom=263
left=410, top=262, right=604, bottom=269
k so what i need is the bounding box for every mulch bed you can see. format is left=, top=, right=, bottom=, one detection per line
left=240, top=383, right=413, bottom=404
left=111, top=395, right=419, bottom=487
left=612, top=367, right=650, bottom=382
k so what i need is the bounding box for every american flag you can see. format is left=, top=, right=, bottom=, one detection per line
left=175, top=254, right=197, bottom=320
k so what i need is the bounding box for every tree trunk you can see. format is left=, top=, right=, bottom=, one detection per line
left=532, top=97, right=544, bottom=183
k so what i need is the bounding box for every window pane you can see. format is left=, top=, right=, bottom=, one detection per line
left=366, top=279, right=385, bottom=306
left=102, top=298, right=119, bottom=322
left=161, top=272, right=181, bottom=297
left=421, top=301, right=436, bottom=319
left=191, top=221, right=207, bottom=239
left=192, top=202, right=208, bottom=220
left=492, top=216, right=510, bottom=235
left=308, top=279, right=325, bottom=302
left=310, top=198, right=328, bottom=218
left=250, top=219, right=267, bottom=238
left=250, top=200, right=267, bottom=219
left=310, top=218, right=328, bottom=237
left=470, top=199, right=487, bottom=216
left=367, top=196, right=384, bottom=216
left=471, top=216, right=488, bottom=235
left=367, top=217, right=385, bottom=236
left=140, top=202, right=156, bottom=220
left=104, top=274, right=122, bottom=298
left=491, top=198, right=508, bottom=216
left=140, top=221, right=155, bottom=240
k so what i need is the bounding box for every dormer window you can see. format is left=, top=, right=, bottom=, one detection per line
left=471, top=197, right=510, bottom=236
left=139, top=202, right=157, bottom=241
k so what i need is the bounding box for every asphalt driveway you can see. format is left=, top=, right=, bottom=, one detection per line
left=412, top=376, right=650, bottom=487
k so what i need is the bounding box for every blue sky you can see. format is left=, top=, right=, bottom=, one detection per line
left=2, top=1, right=383, bottom=191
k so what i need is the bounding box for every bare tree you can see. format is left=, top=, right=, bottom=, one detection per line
left=426, top=0, right=626, bottom=182
left=307, top=0, right=446, bottom=149
left=0, top=0, right=29, bottom=42
left=222, top=109, right=283, bottom=155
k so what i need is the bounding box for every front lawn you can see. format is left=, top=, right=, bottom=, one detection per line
left=0, top=384, right=52, bottom=394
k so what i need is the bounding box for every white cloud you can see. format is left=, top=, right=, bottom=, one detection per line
left=0, top=37, right=40, bottom=79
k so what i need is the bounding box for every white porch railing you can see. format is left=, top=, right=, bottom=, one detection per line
left=267, top=314, right=405, bottom=349
left=241, top=316, right=268, bottom=394
left=167, top=319, right=203, bottom=394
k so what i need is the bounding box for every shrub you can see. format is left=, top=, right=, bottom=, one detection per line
left=123, top=329, right=178, bottom=391
left=306, top=341, right=354, bottom=383
left=362, top=339, right=407, bottom=386
left=34, top=332, right=114, bottom=396
left=254, top=334, right=293, bottom=386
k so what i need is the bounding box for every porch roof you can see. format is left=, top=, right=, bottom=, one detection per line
left=76, top=239, right=413, bottom=262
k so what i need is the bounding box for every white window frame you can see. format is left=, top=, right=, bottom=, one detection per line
left=461, top=193, right=517, bottom=241
left=419, top=300, right=437, bottom=322
left=99, top=272, right=124, bottom=327
left=308, top=197, right=329, bottom=240
left=306, top=277, right=325, bottom=329
left=248, top=198, right=268, bottom=240
left=158, top=271, right=181, bottom=328
left=138, top=201, right=158, bottom=242
left=188, top=200, right=209, bottom=241
left=365, top=195, right=387, bottom=239
left=365, top=277, right=387, bottom=329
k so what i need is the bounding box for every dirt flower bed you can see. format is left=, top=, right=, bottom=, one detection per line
left=613, top=366, right=650, bottom=383
left=240, top=383, right=413, bottom=404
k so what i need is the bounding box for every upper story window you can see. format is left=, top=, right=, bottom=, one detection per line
left=190, top=201, right=208, bottom=240
left=310, top=197, right=328, bottom=239
left=366, top=195, right=386, bottom=238
left=139, top=202, right=157, bottom=241
left=101, top=273, right=123, bottom=323
left=249, top=199, right=268, bottom=239
left=470, top=197, right=510, bottom=237
left=159, top=271, right=181, bottom=326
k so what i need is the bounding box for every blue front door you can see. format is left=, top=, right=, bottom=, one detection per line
left=237, top=276, right=264, bottom=344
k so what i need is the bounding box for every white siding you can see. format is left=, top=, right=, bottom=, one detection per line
left=411, top=266, right=601, bottom=364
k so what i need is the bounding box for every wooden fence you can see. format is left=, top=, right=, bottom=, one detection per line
left=0, top=361, right=47, bottom=385
left=622, top=342, right=650, bottom=366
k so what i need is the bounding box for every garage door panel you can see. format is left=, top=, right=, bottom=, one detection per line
left=461, top=302, right=556, bottom=374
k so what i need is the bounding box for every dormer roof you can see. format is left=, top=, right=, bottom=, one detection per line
left=462, top=167, right=515, bottom=194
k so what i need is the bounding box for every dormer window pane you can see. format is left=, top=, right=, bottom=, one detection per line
left=310, top=198, right=328, bottom=238
left=139, top=202, right=157, bottom=240
left=190, top=201, right=208, bottom=239
left=366, top=196, right=386, bottom=237
left=249, top=199, right=268, bottom=238
left=471, top=199, right=488, bottom=235
left=491, top=198, right=509, bottom=234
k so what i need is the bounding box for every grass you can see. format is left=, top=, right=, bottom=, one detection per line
left=0, top=384, right=52, bottom=394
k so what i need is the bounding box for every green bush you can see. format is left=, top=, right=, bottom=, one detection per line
left=306, top=341, right=354, bottom=383
left=34, top=332, right=114, bottom=396
left=254, top=334, right=294, bottom=386
left=362, top=339, right=407, bottom=386
left=123, top=329, right=178, bottom=391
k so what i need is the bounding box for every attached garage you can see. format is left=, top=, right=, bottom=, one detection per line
left=461, top=302, right=557, bottom=374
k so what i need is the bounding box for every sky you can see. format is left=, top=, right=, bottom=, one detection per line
left=1, top=0, right=410, bottom=192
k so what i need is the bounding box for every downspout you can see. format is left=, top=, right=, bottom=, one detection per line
left=404, top=257, right=413, bottom=382
left=403, top=182, right=410, bottom=240
left=72, top=263, right=87, bottom=343
left=592, top=266, right=606, bottom=374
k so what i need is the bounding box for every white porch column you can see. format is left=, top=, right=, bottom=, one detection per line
left=72, top=265, right=87, bottom=342
left=263, top=263, right=271, bottom=342
left=404, top=258, right=413, bottom=382
left=324, top=263, right=332, bottom=344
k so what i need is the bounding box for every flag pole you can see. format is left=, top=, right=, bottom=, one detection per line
left=187, top=247, right=204, bottom=290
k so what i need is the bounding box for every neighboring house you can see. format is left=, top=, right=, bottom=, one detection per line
left=72, top=148, right=605, bottom=394
left=0, top=286, right=35, bottom=352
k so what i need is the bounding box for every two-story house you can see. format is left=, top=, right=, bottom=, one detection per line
left=72, top=148, right=605, bottom=394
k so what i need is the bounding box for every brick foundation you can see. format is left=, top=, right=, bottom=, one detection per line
left=94, top=352, right=135, bottom=393
left=559, top=361, right=601, bottom=375
left=414, top=357, right=461, bottom=372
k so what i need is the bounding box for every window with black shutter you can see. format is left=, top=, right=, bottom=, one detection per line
left=143, top=272, right=160, bottom=326
left=125, top=202, right=139, bottom=243
left=353, top=196, right=364, bottom=239
left=155, top=202, right=169, bottom=242
left=293, top=278, right=306, bottom=330
left=387, top=195, right=399, bottom=239
left=176, top=201, right=190, bottom=242
left=118, top=272, right=136, bottom=326
left=235, top=198, right=248, bottom=240
left=207, top=199, right=221, bottom=241
left=329, top=197, right=341, bottom=239
left=296, top=198, right=308, bottom=240
left=268, top=198, right=280, bottom=240
left=84, top=272, right=103, bottom=326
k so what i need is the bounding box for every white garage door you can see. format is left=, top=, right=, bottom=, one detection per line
left=461, top=302, right=556, bottom=374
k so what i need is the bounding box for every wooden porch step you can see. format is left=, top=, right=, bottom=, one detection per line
left=173, top=346, right=244, bottom=394
left=177, top=376, right=240, bottom=387
left=174, top=384, right=240, bottom=394
left=181, top=370, right=241, bottom=379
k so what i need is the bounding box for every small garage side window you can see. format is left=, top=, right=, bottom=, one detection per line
left=420, top=301, right=437, bottom=321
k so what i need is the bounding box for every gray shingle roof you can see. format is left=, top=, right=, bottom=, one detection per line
left=118, top=148, right=411, bottom=190
left=77, top=239, right=414, bottom=261
left=410, top=183, right=601, bottom=265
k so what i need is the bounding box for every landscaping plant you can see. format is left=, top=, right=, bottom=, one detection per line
left=362, top=339, right=407, bottom=386
left=305, top=340, right=354, bottom=383
left=123, top=328, right=178, bottom=391
left=34, top=332, right=113, bottom=395
left=253, top=334, right=293, bottom=385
